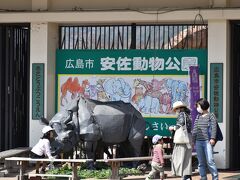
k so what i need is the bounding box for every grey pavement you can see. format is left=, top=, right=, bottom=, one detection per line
left=122, top=169, right=240, bottom=180
left=0, top=168, right=240, bottom=180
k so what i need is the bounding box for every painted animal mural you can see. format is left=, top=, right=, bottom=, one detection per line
left=132, top=78, right=188, bottom=114
left=59, top=76, right=190, bottom=116
left=60, top=77, right=132, bottom=106
left=43, top=96, right=146, bottom=166
left=60, top=77, right=86, bottom=106
left=102, top=78, right=132, bottom=102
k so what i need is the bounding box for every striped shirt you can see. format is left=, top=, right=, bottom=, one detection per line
left=192, top=113, right=217, bottom=143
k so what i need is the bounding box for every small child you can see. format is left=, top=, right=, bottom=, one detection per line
left=30, top=126, right=55, bottom=174
left=146, top=135, right=165, bottom=180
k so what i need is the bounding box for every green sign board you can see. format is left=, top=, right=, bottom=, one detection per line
left=32, top=63, right=44, bottom=120
left=210, top=63, right=223, bottom=123
left=56, top=49, right=207, bottom=136
left=56, top=49, right=207, bottom=75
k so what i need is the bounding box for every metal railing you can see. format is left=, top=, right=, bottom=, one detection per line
left=59, top=24, right=207, bottom=50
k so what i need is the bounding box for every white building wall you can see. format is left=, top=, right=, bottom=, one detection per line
left=3, top=0, right=240, bottom=11
left=48, top=0, right=210, bottom=10
left=32, top=0, right=49, bottom=11
left=0, top=0, right=221, bottom=11
left=29, top=22, right=58, bottom=147
left=0, top=0, right=32, bottom=10
left=46, top=23, right=58, bottom=122
left=208, top=20, right=230, bottom=169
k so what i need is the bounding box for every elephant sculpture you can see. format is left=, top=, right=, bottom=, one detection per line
left=42, top=96, right=146, bottom=164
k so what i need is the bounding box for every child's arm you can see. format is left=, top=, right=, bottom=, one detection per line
left=157, top=146, right=164, bottom=166
left=43, top=139, right=53, bottom=158
left=160, top=148, right=164, bottom=166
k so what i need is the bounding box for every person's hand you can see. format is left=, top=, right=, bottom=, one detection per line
left=49, top=156, right=55, bottom=162
left=169, top=126, right=174, bottom=131
left=209, top=139, right=216, bottom=146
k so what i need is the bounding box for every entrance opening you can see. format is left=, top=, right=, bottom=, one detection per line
left=230, top=21, right=240, bottom=170
left=0, top=24, right=30, bottom=151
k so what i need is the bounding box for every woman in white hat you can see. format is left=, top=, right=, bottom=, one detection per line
left=30, top=126, right=55, bottom=174
left=169, top=101, right=192, bottom=180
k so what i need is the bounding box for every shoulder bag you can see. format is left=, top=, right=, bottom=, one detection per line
left=173, top=113, right=190, bottom=144
left=208, top=113, right=223, bottom=142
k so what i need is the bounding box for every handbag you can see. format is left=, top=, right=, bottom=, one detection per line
left=208, top=113, right=223, bottom=142
left=173, top=113, right=190, bottom=144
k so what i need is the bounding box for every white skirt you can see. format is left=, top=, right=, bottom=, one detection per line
left=171, top=134, right=192, bottom=177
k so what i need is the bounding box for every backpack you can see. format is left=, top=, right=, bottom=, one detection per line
left=208, top=113, right=223, bottom=142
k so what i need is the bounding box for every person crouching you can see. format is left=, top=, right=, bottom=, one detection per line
left=30, top=126, right=55, bottom=174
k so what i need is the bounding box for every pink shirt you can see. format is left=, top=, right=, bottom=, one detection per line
left=152, top=144, right=164, bottom=165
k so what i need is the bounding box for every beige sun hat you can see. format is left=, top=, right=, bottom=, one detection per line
left=172, top=101, right=187, bottom=112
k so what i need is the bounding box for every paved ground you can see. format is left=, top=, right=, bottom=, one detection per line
left=1, top=168, right=240, bottom=180
left=123, top=169, right=240, bottom=179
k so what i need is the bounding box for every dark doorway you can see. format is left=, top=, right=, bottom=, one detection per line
left=230, top=21, right=240, bottom=170
left=0, top=24, right=30, bottom=151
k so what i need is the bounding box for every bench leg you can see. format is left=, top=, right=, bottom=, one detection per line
left=17, top=175, right=28, bottom=180
left=19, top=161, right=24, bottom=180
left=72, top=162, right=79, bottom=180
left=17, top=160, right=28, bottom=180
left=109, top=162, right=121, bottom=180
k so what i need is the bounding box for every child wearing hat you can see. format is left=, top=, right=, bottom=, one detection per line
left=30, top=126, right=55, bottom=174
left=146, top=135, right=165, bottom=180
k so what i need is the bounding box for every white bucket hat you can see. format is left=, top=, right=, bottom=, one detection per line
left=152, top=135, right=163, bottom=144
left=172, top=101, right=187, bottom=112
left=42, top=126, right=53, bottom=134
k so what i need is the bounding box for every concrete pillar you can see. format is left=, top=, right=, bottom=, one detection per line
left=208, top=20, right=230, bottom=169
left=29, top=22, right=58, bottom=147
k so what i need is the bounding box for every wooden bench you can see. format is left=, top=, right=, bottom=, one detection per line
left=6, top=153, right=198, bottom=180
left=0, top=147, right=31, bottom=173
left=97, top=152, right=197, bottom=179
left=96, top=155, right=171, bottom=179
left=5, top=157, right=94, bottom=180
